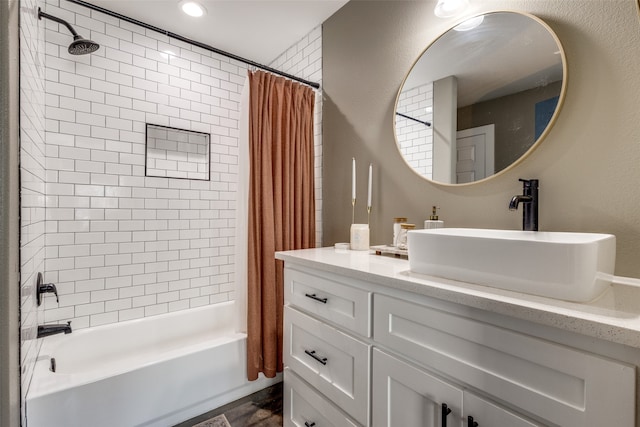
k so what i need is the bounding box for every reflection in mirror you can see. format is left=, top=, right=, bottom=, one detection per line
left=145, top=124, right=211, bottom=181
left=395, top=11, right=566, bottom=185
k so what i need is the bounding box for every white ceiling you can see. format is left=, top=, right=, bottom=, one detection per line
left=85, top=0, right=349, bottom=64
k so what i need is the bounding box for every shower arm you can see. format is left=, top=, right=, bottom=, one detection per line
left=38, top=8, right=80, bottom=38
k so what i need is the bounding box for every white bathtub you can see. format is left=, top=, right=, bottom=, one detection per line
left=26, top=301, right=281, bottom=427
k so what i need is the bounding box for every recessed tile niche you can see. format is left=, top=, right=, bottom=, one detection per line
left=145, top=124, right=211, bottom=181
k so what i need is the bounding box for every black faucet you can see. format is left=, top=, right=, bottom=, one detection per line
left=37, top=321, right=72, bottom=338
left=509, top=178, right=539, bottom=231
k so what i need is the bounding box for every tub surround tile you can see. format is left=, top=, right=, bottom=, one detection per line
left=24, top=20, right=320, bottom=426
left=277, top=248, right=640, bottom=349
left=42, top=0, right=246, bottom=328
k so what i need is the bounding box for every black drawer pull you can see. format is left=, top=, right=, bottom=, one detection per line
left=305, top=293, right=328, bottom=304
left=304, top=349, right=328, bottom=365
left=468, top=415, right=478, bottom=427
left=305, top=422, right=316, bottom=427
left=442, top=403, right=452, bottom=427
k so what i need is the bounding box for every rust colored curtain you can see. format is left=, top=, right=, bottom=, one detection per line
left=246, top=70, right=316, bottom=380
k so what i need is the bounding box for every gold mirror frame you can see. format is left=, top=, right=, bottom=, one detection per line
left=393, top=11, right=568, bottom=187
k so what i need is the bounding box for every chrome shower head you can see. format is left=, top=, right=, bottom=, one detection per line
left=38, top=8, right=100, bottom=56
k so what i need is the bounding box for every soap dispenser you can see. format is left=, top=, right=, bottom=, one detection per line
left=424, top=206, right=444, bottom=229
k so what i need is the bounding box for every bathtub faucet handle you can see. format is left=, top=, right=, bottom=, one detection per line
left=36, top=272, right=59, bottom=306
left=41, top=284, right=59, bottom=303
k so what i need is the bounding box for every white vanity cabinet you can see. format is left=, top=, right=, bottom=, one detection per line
left=279, top=252, right=638, bottom=427
left=373, top=293, right=635, bottom=426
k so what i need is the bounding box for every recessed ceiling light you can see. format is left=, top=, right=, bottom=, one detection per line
left=180, top=1, right=206, bottom=17
left=434, top=0, right=469, bottom=18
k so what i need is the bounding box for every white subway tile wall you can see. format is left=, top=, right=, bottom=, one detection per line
left=20, top=0, right=46, bottom=423
left=395, top=83, right=433, bottom=179
left=38, top=0, right=323, bottom=330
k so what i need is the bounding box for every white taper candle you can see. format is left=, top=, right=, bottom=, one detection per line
left=367, top=163, right=372, bottom=208
left=352, top=157, right=356, bottom=200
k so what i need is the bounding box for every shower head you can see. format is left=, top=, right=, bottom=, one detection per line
left=68, top=35, right=100, bottom=55
left=37, top=8, right=100, bottom=55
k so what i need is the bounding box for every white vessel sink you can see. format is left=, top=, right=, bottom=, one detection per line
left=407, top=228, right=616, bottom=302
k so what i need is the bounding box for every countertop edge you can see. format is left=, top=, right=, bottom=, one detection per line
left=276, top=249, right=640, bottom=349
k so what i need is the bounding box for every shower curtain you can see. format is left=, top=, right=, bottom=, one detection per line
left=246, top=70, right=316, bottom=381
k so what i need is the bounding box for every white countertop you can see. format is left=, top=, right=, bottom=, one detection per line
left=276, top=247, right=640, bottom=349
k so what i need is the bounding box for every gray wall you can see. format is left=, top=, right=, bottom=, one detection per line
left=458, top=81, right=563, bottom=172
left=323, top=0, right=640, bottom=278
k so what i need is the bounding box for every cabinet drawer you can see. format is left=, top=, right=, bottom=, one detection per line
left=284, top=369, right=360, bottom=427
left=284, top=267, right=371, bottom=336
left=374, top=294, right=635, bottom=427
left=284, top=306, right=370, bottom=426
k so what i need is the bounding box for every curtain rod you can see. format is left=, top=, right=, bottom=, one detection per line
left=65, top=0, right=321, bottom=89
left=395, top=112, right=431, bottom=127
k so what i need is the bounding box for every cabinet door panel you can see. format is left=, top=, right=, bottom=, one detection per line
left=284, top=267, right=371, bottom=336
left=372, top=348, right=463, bottom=427
left=284, top=369, right=360, bottom=427
left=284, top=306, right=370, bottom=425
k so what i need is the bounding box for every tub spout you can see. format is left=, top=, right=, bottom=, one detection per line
left=37, top=321, right=72, bottom=338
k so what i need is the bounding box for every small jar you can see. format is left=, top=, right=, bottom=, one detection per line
left=397, top=223, right=415, bottom=250
left=393, top=217, right=408, bottom=247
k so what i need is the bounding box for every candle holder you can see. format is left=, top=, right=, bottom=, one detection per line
left=350, top=223, right=370, bottom=251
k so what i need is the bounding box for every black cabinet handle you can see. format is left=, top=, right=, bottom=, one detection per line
left=304, top=422, right=315, bottom=427
left=305, top=293, right=328, bottom=304
left=442, top=403, right=452, bottom=427
left=304, top=349, right=328, bottom=365
left=468, top=415, right=478, bottom=427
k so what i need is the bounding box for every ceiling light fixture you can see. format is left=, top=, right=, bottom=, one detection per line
left=434, top=0, right=469, bottom=18
left=180, top=1, right=206, bottom=17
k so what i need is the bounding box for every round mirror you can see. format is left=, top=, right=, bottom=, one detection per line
left=394, top=11, right=566, bottom=185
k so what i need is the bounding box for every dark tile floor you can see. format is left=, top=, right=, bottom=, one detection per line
left=175, top=382, right=283, bottom=427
